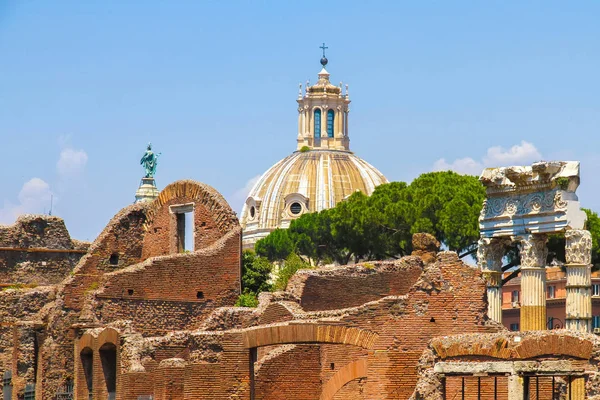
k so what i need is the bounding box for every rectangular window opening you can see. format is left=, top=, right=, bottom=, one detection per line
left=593, top=284, right=600, bottom=297
left=510, top=323, right=519, bottom=331
left=511, top=290, right=519, bottom=304
left=172, top=204, right=195, bottom=253
left=547, top=285, right=555, bottom=299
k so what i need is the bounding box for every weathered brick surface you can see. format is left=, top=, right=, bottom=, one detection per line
left=63, top=203, right=149, bottom=311
left=154, top=358, right=186, bottom=400
left=4, top=178, right=600, bottom=400
left=0, top=180, right=242, bottom=400
left=0, top=286, right=55, bottom=391
left=254, top=345, right=321, bottom=400
left=332, top=378, right=366, bottom=400
left=141, top=180, right=239, bottom=259
left=286, top=258, right=423, bottom=311
left=94, top=231, right=241, bottom=335
left=0, top=215, right=88, bottom=285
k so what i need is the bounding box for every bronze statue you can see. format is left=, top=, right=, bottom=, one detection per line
left=140, top=143, right=160, bottom=178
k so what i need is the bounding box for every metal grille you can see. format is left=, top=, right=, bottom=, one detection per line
left=55, top=381, right=73, bottom=400
left=524, top=375, right=569, bottom=400
left=444, top=375, right=508, bottom=399
left=23, top=383, right=35, bottom=400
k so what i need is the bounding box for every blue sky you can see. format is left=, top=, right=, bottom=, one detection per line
left=0, top=1, right=599, bottom=241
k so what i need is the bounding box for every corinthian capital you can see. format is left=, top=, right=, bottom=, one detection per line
left=565, top=229, right=592, bottom=265
left=477, top=238, right=507, bottom=272
left=517, top=234, right=548, bottom=268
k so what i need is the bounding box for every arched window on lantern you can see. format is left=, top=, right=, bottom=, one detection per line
left=327, top=109, right=334, bottom=137
left=314, top=109, right=321, bottom=137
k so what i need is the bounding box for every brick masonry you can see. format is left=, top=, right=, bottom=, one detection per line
left=1, top=183, right=599, bottom=400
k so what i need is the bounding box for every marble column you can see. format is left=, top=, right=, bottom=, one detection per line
left=565, top=229, right=592, bottom=332
left=477, top=238, right=507, bottom=323
left=518, top=234, right=548, bottom=331
left=568, top=376, right=586, bottom=400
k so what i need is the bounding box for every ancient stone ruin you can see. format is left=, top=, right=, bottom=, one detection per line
left=0, top=168, right=598, bottom=399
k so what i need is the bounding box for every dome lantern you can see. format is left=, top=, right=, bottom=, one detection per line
left=297, top=45, right=350, bottom=151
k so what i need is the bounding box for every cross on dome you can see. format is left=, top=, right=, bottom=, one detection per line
left=320, top=42, right=328, bottom=57
left=320, top=42, right=329, bottom=67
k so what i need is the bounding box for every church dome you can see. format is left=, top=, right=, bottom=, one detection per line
left=241, top=149, right=387, bottom=248
left=241, top=48, right=389, bottom=249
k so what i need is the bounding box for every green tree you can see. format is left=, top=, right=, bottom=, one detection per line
left=240, top=250, right=273, bottom=294
left=583, top=208, right=600, bottom=268
left=255, top=172, right=486, bottom=264
left=405, top=171, right=485, bottom=256
left=236, top=250, right=273, bottom=307
left=255, top=228, right=293, bottom=261
left=274, top=252, right=312, bottom=291
left=235, top=292, right=259, bottom=307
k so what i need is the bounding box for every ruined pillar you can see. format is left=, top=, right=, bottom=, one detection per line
left=568, top=376, right=586, bottom=400
left=565, top=229, right=592, bottom=332
left=507, top=375, right=524, bottom=399
left=518, top=234, right=548, bottom=331
left=477, top=238, right=506, bottom=323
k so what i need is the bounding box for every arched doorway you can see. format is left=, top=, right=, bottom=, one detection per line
left=99, top=342, right=117, bottom=400
left=241, top=323, right=378, bottom=400
left=80, top=347, right=93, bottom=398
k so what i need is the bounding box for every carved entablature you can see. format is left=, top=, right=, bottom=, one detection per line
left=565, top=229, right=592, bottom=265
left=480, top=161, right=581, bottom=195
left=479, top=161, right=586, bottom=238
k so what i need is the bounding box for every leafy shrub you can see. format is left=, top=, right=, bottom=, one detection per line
left=235, top=292, right=259, bottom=307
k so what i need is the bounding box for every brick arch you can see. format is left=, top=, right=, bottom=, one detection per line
left=514, top=334, right=593, bottom=359
left=97, top=327, right=119, bottom=348
left=431, top=333, right=593, bottom=360
left=77, top=332, right=95, bottom=350
left=320, top=359, right=367, bottom=400
left=241, top=324, right=378, bottom=349
left=144, top=180, right=239, bottom=234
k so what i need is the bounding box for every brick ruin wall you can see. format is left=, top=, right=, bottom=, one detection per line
left=286, top=258, right=424, bottom=311
left=141, top=180, right=240, bottom=259
left=40, top=180, right=240, bottom=399
left=248, top=250, right=496, bottom=399
left=412, top=330, right=600, bottom=399
left=254, top=345, right=321, bottom=400
left=7, top=187, right=597, bottom=400
left=93, top=229, right=241, bottom=335
left=0, top=215, right=89, bottom=286
left=104, top=246, right=503, bottom=400
left=63, top=203, right=149, bottom=311
left=0, top=286, right=56, bottom=397
left=332, top=378, right=366, bottom=400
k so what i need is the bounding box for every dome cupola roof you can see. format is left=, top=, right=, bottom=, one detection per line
left=241, top=44, right=388, bottom=249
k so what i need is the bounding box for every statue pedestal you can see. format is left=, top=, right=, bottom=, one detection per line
left=135, top=177, right=159, bottom=203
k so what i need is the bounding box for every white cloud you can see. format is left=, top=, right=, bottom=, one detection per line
left=432, top=141, right=542, bottom=175
left=0, top=178, right=53, bottom=224
left=432, top=157, right=483, bottom=176
left=483, top=141, right=542, bottom=166
left=57, top=148, right=88, bottom=177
